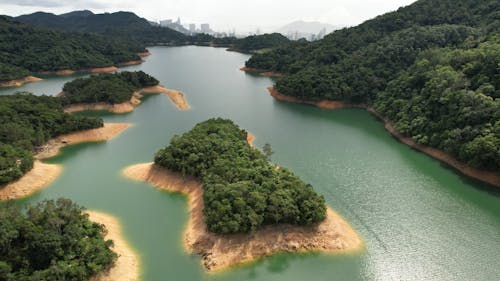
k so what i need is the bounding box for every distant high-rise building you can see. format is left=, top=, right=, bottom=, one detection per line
left=189, top=24, right=196, bottom=33
left=176, top=17, right=181, bottom=25
left=200, top=23, right=211, bottom=33
left=159, top=19, right=172, bottom=27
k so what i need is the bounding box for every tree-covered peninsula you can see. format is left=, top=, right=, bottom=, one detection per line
left=154, top=118, right=326, bottom=234
left=61, top=71, right=159, bottom=105
left=0, top=199, right=117, bottom=280
left=244, top=0, right=500, bottom=173
left=0, top=16, right=143, bottom=82
left=0, top=94, right=103, bottom=185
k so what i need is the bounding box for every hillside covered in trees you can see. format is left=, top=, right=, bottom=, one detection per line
left=0, top=94, right=103, bottom=184
left=16, top=11, right=188, bottom=46
left=154, top=118, right=326, bottom=234
left=0, top=199, right=117, bottom=280
left=245, top=0, right=500, bottom=173
left=61, top=71, right=159, bottom=105
left=229, top=33, right=290, bottom=53
left=0, top=16, right=143, bottom=82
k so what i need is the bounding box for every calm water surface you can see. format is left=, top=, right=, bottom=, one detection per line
left=2, top=46, right=499, bottom=281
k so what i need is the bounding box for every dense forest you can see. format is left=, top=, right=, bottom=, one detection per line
left=154, top=119, right=326, bottom=234
left=16, top=11, right=188, bottom=46
left=0, top=94, right=103, bottom=184
left=245, top=0, right=500, bottom=172
left=61, top=71, right=159, bottom=104
left=0, top=199, right=117, bottom=280
left=0, top=16, right=143, bottom=82
left=229, top=33, right=290, bottom=53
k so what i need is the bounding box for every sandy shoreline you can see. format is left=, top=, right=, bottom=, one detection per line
left=0, top=161, right=62, bottom=200
left=137, top=52, right=151, bottom=57
left=64, top=85, right=190, bottom=114
left=0, top=123, right=130, bottom=201
left=118, top=60, right=145, bottom=66
left=240, top=67, right=284, bottom=78
left=87, top=211, right=139, bottom=281
left=122, top=163, right=363, bottom=271
left=246, top=132, right=255, bottom=147
left=268, top=87, right=500, bottom=188
left=36, top=123, right=130, bottom=159
left=0, top=76, right=42, bottom=87
left=139, top=85, right=190, bottom=110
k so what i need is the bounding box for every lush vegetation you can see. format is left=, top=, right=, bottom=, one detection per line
left=230, top=33, right=290, bottom=53
left=15, top=11, right=188, bottom=46
left=0, top=199, right=117, bottom=280
left=375, top=37, right=500, bottom=171
left=61, top=71, right=159, bottom=104
left=0, top=94, right=103, bottom=184
left=154, top=119, right=326, bottom=234
left=0, top=16, right=142, bottom=81
left=245, top=0, right=500, bottom=172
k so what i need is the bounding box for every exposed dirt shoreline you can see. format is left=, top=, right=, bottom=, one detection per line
left=118, top=60, right=145, bottom=66
left=39, top=66, right=120, bottom=76
left=0, top=161, right=62, bottom=201
left=63, top=85, right=190, bottom=113
left=0, top=123, right=130, bottom=200
left=246, top=132, right=255, bottom=147
left=240, top=67, right=284, bottom=78
left=0, top=76, right=42, bottom=87
left=87, top=211, right=139, bottom=281
left=122, top=163, right=363, bottom=271
left=268, top=87, right=500, bottom=188
left=137, top=52, right=151, bottom=57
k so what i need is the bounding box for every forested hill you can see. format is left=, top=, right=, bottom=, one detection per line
left=16, top=11, right=188, bottom=45
left=154, top=119, right=326, bottom=233
left=0, top=16, right=142, bottom=82
left=229, top=33, right=290, bottom=53
left=245, top=0, right=499, bottom=173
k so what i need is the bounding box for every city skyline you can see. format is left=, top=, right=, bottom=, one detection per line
left=1, top=0, right=417, bottom=33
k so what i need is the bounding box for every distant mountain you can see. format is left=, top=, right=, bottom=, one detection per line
left=60, top=10, right=93, bottom=18
left=276, top=20, right=339, bottom=39
left=16, top=11, right=187, bottom=45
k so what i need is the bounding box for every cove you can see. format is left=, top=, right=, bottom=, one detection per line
left=1, top=46, right=499, bottom=281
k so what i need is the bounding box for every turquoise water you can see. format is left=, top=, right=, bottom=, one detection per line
left=2, top=46, right=499, bottom=281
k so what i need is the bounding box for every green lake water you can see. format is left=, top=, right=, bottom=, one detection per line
left=2, top=46, right=499, bottom=281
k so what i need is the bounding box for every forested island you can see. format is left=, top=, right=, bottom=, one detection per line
left=0, top=16, right=144, bottom=83
left=61, top=71, right=158, bottom=105
left=124, top=119, right=361, bottom=270
left=0, top=199, right=116, bottom=280
left=61, top=71, right=189, bottom=112
left=0, top=199, right=138, bottom=280
left=244, top=0, right=500, bottom=184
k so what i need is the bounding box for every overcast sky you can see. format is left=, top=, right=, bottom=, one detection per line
left=0, top=0, right=417, bottom=33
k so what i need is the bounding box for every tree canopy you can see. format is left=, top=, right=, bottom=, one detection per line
left=0, top=16, right=142, bottom=82
left=0, top=199, right=117, bottom=280
left=154, top=118, right=327, bottom=234
left=61, top=71, right=159, bottom=105
left=0, top=94, right=103, bottom=185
